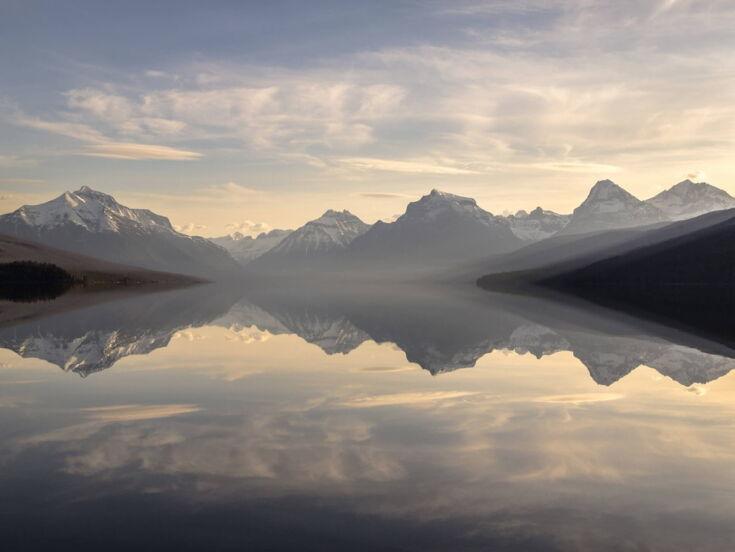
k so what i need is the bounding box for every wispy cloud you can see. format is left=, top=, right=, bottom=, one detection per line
left=82, top=142, right=201, bottom=160
left=202, top=182, right=259, bottom=197
left=341, top=391, right=477, bottom=408
left=81, top=404, right=201, bottom=422
left=357, top=192, right=412, bottom=199
left=12, top=109, right=201, bottom=161
left=340, top=157, right=481, bottom=175
left=4, top=0, right=735, bottom=213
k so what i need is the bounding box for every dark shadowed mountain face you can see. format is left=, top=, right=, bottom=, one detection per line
left=557, top=179, right=666, bottom=236
left=474, top=208, right=735, bottom=287
left=539, top=213, right=735, bottom=342
left=346, top=189, right=523, bottom=268
left=647, top=179, right=735, bottom=220
left=0, top=187, right=241, bottom=279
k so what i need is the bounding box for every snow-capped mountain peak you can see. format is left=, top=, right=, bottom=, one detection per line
left=584, top=179, right=635, bottom=206
left=402, top=189, right=503, bottom=227
left=647, top=179, right=735, bottom=220
left=504, top=206, right=571, bottom=242
left=557, top=179, right=666, bottom=236
left=251, top=209, right=369, bottom=264
left=12, top=186, right=176, bottom=235
left=0, top=186, right=242, bottom=278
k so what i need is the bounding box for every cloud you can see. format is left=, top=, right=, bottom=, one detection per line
left=0, top=155, right=37, bottom=168
left=0, top=178, right=45, bottom=185
left=534, top=393, right=625, bottom=405
left=528, top=161, right=624, bottom=174
left=81, top=404, right=201, bottom=422
left=224, top=327, right=272, bottom=344
left=12, top=106, right=199, bottom=161
left=358, top=192, right=412, bottom=199
left=341, top=391, right=478, bottom=408
left=5, top=0, right=735, bottom=200
left=202, top=182, right=259, bottom=198
left=173, top=330, right=207, bottom=342
left=686, top=384, right=707, bottom=396
left=686, top=170, right=707, bottom=182
left=174, top=222, right=208, bottom=235
left=340, top=157, right=481, bottom=175
left=225, top=220, right=272, bottom=236
left=17, top=116, right=108, bottom=143
left=55, top=81, right=406, bottom=154
left=82, top=142, right=201, bottom=160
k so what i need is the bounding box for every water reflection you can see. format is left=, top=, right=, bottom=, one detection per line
left=1, top=283, right=735, bottom=386
left=1, top=285, right=735, bottom=550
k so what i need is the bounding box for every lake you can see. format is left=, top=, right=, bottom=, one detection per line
left=1, top=283, right=734, bottom=551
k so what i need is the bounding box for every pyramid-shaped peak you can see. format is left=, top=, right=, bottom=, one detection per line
left=584, top=179, right=637, bottom=202
left=590, top=179, right=622, bottom=191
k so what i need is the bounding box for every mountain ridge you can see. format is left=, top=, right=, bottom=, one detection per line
left=0, top=187, right=241, bottom=279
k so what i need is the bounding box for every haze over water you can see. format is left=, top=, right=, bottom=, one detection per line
left=1, top=284, right=734, bottom=551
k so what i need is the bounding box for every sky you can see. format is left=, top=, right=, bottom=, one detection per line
left=1, top=0, right=734, bottom=236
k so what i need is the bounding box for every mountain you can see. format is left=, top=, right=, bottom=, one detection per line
left=0, top=187, right=241, bottom=279
left=0, top=233, right=199, bottom=287
left=210, top=229, right=292, bottom=266
left=476, top=208, right=735, bottom=289
left=504, top=207, right=570, bottom=242
left=248, top=210, right=369, bottom=270
left=0, top=284, right=242, bottom=376
left=346, top=189, right=524, bottom=268
left=539, top=211, right=735, bottom=341
left=646, top=179, right=735, bottom=220
left=556, top=179, right=666, bottom=236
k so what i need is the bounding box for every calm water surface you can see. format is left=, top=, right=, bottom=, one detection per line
left=0, top=284, right=734, bottom=551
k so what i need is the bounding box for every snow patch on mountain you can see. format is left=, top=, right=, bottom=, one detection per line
left=647, top=179, right=735, bottom=220
left=557, top=179, right=666, bottom=236
left=13, top=186, right=180, bottom=236
left=211, top=229, right=292, bottom=265
left=505, top=207, right=570, bottom=242
left=0, top=186, right=241, bottom=278
left=265, top=210, right=369, bottom=258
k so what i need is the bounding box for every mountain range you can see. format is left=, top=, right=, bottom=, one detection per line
left=1, top=178, right=733, bottom=281
left=505, top=207, right=571, bottom=241
left=344, top=189, right=523, bottom=269
left=211, top=229, right=292, bottom=266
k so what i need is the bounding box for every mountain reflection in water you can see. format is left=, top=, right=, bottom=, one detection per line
left=1, top=283, right=735, bottom=386
left=0, top=284, right=734, bottom=551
